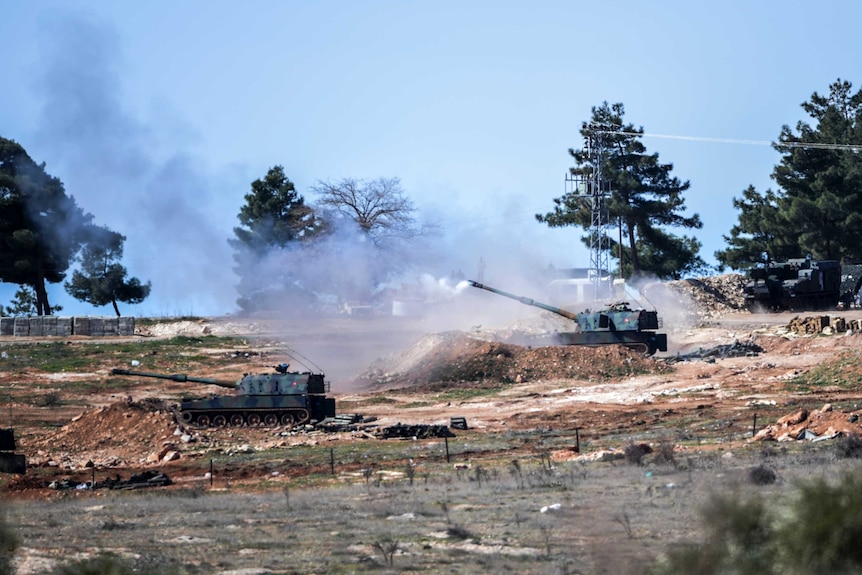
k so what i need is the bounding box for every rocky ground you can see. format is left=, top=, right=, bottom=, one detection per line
left=3, top=273, right=862, bottom=496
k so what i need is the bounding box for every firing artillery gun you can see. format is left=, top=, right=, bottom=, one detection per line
left=467, top=280, right=667, bottom=355
left=111, top=364, right=336, bottom=428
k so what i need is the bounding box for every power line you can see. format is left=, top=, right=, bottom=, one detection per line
left=604, top=131, right=862, bottom=152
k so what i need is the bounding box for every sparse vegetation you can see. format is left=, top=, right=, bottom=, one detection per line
left=836, top=433, right=862, bottom=458
left=3, top=297, right=862, bottom=574
left=0, top=507, right=19, bottom=575
left=786, top=349, right=862, bottom=391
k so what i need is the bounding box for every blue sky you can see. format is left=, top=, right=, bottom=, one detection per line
left=1, top=1, right=859, bottom=317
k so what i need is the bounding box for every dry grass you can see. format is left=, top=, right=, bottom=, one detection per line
left=7, top=445, right=859, bottom=575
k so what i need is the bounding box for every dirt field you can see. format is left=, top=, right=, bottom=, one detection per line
left=4, top=274, right=862, bottom=483
left=2, top=275, right=862, bottom=573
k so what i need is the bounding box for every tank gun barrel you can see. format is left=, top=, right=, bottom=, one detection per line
left=111, top=368, right=236, bottom=388
left=467, top=280, right=580, bottom=321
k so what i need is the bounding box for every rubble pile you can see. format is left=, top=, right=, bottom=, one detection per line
left=753, top=404, right=862, bottom=442
left=662, top=274, right=748, bottom=319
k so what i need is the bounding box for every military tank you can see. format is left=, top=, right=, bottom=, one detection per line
left=111, top=364, right=335, bottom=428
left=467, top=280, right=668, bottom=355
left=743, top=258, right=841, bottom=312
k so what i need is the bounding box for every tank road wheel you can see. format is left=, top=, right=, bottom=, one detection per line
left=181, top=411, right=193, bottom=423
left=212, top=414, right=227, bottom=427
left=196, top=414, right=211, bottom=427
left=280, top=413, right=296, bottom=427
left=246, top=413, right=262, bottom=427
left=627, top=343, right=649, bottom=355
left=263, top=414, right=279, bottom=426
left=229, top=414, right=245, bottom=427
left=295, top=409, right=311, bottom=425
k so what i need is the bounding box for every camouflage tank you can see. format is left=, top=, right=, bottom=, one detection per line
left=111, top=364, right=336, bottom=427
left=467, top=280, right=667, bottom=355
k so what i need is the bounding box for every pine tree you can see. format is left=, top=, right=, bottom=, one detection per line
left=229, top=166, right=322, bottom=313
left=718, top=79, right=862, bottom=267
left=537, top=102, right=706, bottom=280
left=64, top=226, right=151, bottom=316
left=772, top=79, right=862, bottom=261
left=0, top=136, right=92, bottom=314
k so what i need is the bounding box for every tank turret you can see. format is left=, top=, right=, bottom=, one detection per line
left=467, top=280, right=667, bottom=355
left=743, top=259, right=841, bottom=312
left=111, top=365, right=336, bottom=428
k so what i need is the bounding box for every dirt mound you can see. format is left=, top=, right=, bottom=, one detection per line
left=28, top=398, right=182, bottom=469
left=356, top=331, right=672, bottom=391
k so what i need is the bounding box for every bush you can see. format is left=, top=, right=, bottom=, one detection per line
left=0, top=508, right=19, bottom=575
left=775, top=470, right=862, bottom=574
left=748, top=464, right=777, bottom=485
left=651, top=440, right=677, bottom=467
left=835, top=433, right=862, bottom=458
left=650, top=492, right=775, bottom=575
left=50, top=553, right=188, bottom=575
left=650, top=466, right=862, bottom=575
left=624, top=442, right=652, bottom=466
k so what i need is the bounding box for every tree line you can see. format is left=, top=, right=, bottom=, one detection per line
left=0, top=138, right=150, bottom=317
left=3, top=77, right=861, bottom=316
left=537, top=78, right=862, bottom=279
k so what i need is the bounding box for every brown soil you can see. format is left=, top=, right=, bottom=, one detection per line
left=4, top=274, right=862, bottom=496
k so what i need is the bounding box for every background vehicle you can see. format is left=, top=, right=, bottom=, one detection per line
left=743, top=258, right=841, bottom=312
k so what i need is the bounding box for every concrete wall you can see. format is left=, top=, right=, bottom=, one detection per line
left=0, top=316, right=134, bottom=337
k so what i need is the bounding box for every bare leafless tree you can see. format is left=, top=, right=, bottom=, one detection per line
left=312, top=177, right=436, bottom=248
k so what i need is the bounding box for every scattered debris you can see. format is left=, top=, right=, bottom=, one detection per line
left=377, top=423, right=456, bottom=439
left=665, top=340, right=764, bottom=363
left=752, top=403, right=862, bottom=442
left=450, top=417, right=468, bottom=430
left=316, top=414, right=378, bottom=432
left=49, top=470, right=172, bottom=491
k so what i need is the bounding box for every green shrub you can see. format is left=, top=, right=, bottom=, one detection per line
left=835, top=433, right=862, bottom=459
left=50, top=552, right=188, bottom=575
left=650, top=491, right=776, bottom=575
left=775, top=470, right=862, bottom=574
left=650, top=466, right=862, bottom=575
left=0, top=508, right=19, bottom=575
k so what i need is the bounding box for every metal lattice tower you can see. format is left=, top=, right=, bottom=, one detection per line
left=565, top=130, right=612, bottom=299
